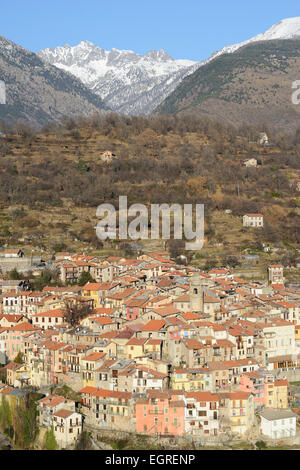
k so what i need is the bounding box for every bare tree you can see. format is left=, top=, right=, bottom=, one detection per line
left=63, top=299, right=92, bottom=327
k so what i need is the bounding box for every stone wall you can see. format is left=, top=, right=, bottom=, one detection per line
left=269, top=368, right=300, bottom=382
left=0, top=256, right=42, bottom=273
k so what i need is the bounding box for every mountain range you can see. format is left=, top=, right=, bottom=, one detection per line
left=37, top=42, right=198, bottom=115
left=0, top=35, right=108, bottom=128
left=1, top=17, right=300, bottom=128
left=157, top=37, right=300, bottom=130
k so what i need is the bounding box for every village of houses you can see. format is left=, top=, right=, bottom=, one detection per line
left=1, top=247, right=300, bottom=449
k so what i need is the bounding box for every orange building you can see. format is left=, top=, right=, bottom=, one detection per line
left=136, top=389, right=185, bottom=436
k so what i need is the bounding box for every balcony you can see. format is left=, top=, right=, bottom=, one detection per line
left=95, top=409, right=126, bottom=416
left=96, top=400, right=127, bottom=406
left=148, top=410, right=164, bottom=415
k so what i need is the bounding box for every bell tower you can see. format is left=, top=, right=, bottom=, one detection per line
left=189, top=273, right=204, bottom=313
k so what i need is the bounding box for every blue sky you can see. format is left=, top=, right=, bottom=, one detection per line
left=0, top=0, right=299, bottom=60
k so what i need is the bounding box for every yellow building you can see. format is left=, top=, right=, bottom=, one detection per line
left=170, top=368, right=209, bottom=392
left=125, top=338, right=146, bottom=359
left=5, top=362, right=31, bottom=388
left=81, top=352, right=106, bottom=387
left=295, top=325, right=300, bottom=341
left=219, top=392, right=255, bottom=437
left=143, top=339, right=162, bottom=360
left=170, top=368, right=189, bottom=390
left=82, top=283, right=103, bottom=308
left=265, top=379, right=289, bottom=409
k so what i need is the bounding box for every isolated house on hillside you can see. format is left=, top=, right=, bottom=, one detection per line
left=243, top=214, right=264, bottom=228
left=243, top=158, right=258, bottom=168
left=258, top=132, right=269, bottom=145
left=100, top=151, right=117, bottom=163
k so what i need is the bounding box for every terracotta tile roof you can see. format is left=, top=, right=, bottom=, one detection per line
left=82, top=352, right=106, bottom=361
left=153, top=306, right=180, bottom=317
left=90, top=389, right=132, bottom=399
left=4, top=362, right=22, bottom=371
left=54, top=409, right=76, bottom=419
left=181, top=312, right=203, bottom=321
left=183, top=339, right=204, bottom=350
left=174, top=294, right=190, bottom=302
left=0, top=386, right=14, bottom=394
left=87, top=316, right=114, bottom=325
left=9, top=322, right=39, bottom=332
left=0, top=314, right=25, bottom=323
left=92, top=307, right=117, bottom=316
left=33, top=308, right=65, bottom=318
left=274, top=379, right=289, bottom=387
left=126, top=338, right=146, bottom=346
left=140, top=320, right=166, bottom=332
left=145, top=339, right=162, bottom=346
left=186, top=391, right=219, bottom=402
left=38, top=395, right=73, bottom=407
left=78, top=386, right=98, bottom=394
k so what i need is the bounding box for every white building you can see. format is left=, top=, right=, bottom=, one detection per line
left=0, top=327, right=9, bottom=365
left=184, top=392, right=219, bottom=437
left=32, top=309, right=65, bottom=329
left=258, top=132, right=269, bottom=146
left=268, top=265, right=284, bottom=285
left=37, top=395, right=76, bottom=428
left=53, top=409, right=83, bottom=448
left=258, top=320, right=297, bottom=359
left=259, top=408, right=297, bottom=439
left=243, top=214, right=264, bottom=228
left=244, top=158, right=258, bottom=168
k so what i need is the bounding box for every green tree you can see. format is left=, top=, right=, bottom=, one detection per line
left=13, top=352, right=23, bottom=364
left=0, top=395, right=12, bottom=430
left=13, top=393, right=39, bottom=448
left=77, top=158, right=90, bottom=173
left=9, top=268, right=20, bottom=280
left=255, top=440, right=267, bottom=450
left=78, top=271, right=95, bottom=286
left=44, top=426, right=58, bottom=450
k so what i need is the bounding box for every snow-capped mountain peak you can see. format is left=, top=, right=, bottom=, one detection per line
left=252, top=17, right=300, bottom=41
left=202, top=17, right=300, bottom=64
left=38, top=42, right=198, bottom=115
left=37, top=17, right=300, bottom=116
left=145, top=49, right=174, bottom=62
